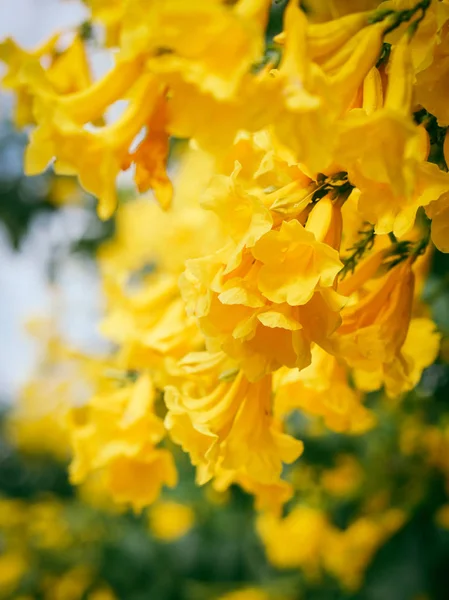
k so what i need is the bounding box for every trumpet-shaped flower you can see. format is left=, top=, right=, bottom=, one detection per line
left=121, top=0, right=270, bottom=100
left=164, top=352, right=303, bottom=486
left=332, top=261, right=415, bottom=381
left=252, top=219, right=342, bottom=306
left=69, top=373, right=177, bottom=511
left=275, top=347, right=375, bottom=433
left=25, top=74, right=162, bottom=219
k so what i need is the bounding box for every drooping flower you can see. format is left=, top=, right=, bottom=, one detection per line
left=69, top=373, right=177, bottom=511
left=25, top=73, right=162, bottom=219
left=164, top=351, right=303, bottom=487
left=275, top=346, right=375, bottom=433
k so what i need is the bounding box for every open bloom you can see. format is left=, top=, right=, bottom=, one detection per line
left=275, top=346, right=375, bottom=433
left=181, top=182, right=344, bottom=380
left=69, top=373, right=177, bottom=512
left=25, top=74, right=162, bottom=218
left=164, top=351, right=303, bottom=487
left=331, top=259, right=429, bottom=397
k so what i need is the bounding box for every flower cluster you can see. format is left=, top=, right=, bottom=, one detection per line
left=2, top=0, right=449, bottom=520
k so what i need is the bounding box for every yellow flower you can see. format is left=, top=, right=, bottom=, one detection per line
left=323, top=510, right=406, bottom=591
left=303, top=0, right=379, bottom=21
left=353, top=317, right=440, bottom=397
left=100, top=274, right=201, bottom=378
left=99, top=146, right=224, bottom=276
left=106, top=448, right=177, bottom=512
left=212, top=468, right=294, bottom=515
left=88, top=587, right=118, bottom=600
left=202, top=162, right=273, bottom=271
left=121, top=0, right=270, bottom=100
left=45, top=35, right=92, bottom=95
left=148, top=501, right=195, bottom=541
left=0, top=33, right=91, bottom=127
left=355, top=160, right=449, bottom=238
left=181, top=193, right=344, bottom=380
left=181, top=247, right=312, bottom=380
left=275, top=346, right=375, bottom=433
left=436, top=504, right=449, bottom=530
left=426, top=190, right=449, bottom=253
left=69, top=373, right=177, bottom=510
left=44, top=566, right=92, bottom=600
left=217, top=589, right=271, bottom=600
left=126, top=92, right=173, bottom=209
left=25, top=73, right=161, bottom=219
left=415, top=14, right=449, bottom=126
left=334, top=35, right=440, bottom=236
left=165, top=352, right=303, bottom=487
left=28, top=500, right=72, bottom=549
left=269, top=0, right=335, bottom=172
left=257, top=506, right=331, bottom=574
left=252, top=219, right=342, bottom=306
left=333, top=261, right=415, bottom=378
left=321, top=455, right=364, bottom=497
left=0, top=552, right=27, bottom=596
left=85, top=0, right=125, bottom=46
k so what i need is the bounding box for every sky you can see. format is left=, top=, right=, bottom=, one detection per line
left=0, top=0, right=106, bottom=403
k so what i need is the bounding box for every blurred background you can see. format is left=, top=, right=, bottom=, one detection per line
left=1, top=2, right=449, bottom=600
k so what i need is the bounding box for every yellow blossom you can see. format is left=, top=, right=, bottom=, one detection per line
left=165, top=352, right=303, bottom=487
left=257, top=506, right=331, bottom=575
left=275, top=347, right=375, bottom=433
left=323, top=510, right=406, bottom=591
left=332, top=261, right=415, bottom=379
left=0, top=552, right=27, bottom=597
left=0, top=34, right=91, bottom=127
left=148, top=501, right=195, bottom=541
left=436, top=504, right=449, bottom=530
left=25, top=74, right=162, bottom=219
left=252, top=219, right=342, bottom=306
left=133, top=0, right=270, bottom=100
left=69, top=373, right=177, bottom=511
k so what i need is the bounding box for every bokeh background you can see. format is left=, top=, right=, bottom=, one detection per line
left=1, top=2, right=449, bottom=600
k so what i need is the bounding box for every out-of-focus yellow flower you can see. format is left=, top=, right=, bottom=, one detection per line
left=127, top=93, right=173, bottom=209
left=44, top=566, right=92, bottom=600
left=323, top=510, right=406, bottom=591
left=28, top=500, right=72, bottom=550
left=212, top=467, right=294, bottom=515
left=100, top=274, right=201, bottom=377
left=0, top=498, right=27, bottom=529
left=69, top=373, right=177, bottom=511
left=0, top=552, right=27, bottom=597
left=86, top=0, right=124, bottom=46
left=321, top=455, right=364, bottom=497
left=0, top=34, right=91, bottom=127
left=87, top=588, right=117, bottom=600
left=106, top=448, right=177, bottom=511
left=217, top=588, right=272, bottom=600
left=148, top=501, right=195, bottom=541
left=436, top=504, right=449, bottom=529
left=257, top=506, right=331, bottom=575
left=98, top=145, right=223, bottom=276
